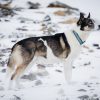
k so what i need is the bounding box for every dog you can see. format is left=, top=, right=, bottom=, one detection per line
left=77, top=12, right=100, bottom=31
left=7, top=13, right=99, bottom=89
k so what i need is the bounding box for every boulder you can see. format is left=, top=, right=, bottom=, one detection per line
left=27, top=1, right=40, bottom=9
left=48, top=1, right=79, bottom=11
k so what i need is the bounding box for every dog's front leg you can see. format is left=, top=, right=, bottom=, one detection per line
left=63, top=56, right=73, bottom=83
left=63, top=51, right=78, bottom=83
left=63, top=47, right=81, bottom=84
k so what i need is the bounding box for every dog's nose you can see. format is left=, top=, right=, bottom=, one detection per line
left=98, top=25, right=100, bottom=30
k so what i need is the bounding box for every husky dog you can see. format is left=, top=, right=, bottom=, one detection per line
left=7, top=13, right=98, bottom=89
left=77, top=12, right=100, bottom=31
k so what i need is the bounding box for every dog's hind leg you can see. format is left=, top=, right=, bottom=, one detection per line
left=10, top=64, right=28, bottom=89
left=6, top=56, right=15, bottom=78
left=4, top=56, right=16, bottom=89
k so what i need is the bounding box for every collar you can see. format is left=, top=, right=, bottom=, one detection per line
left=72, top=30, right=85, bottom=45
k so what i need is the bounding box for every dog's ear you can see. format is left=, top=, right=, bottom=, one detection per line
left=80, top=12, right=84, bottom=18
left=87, top=13, right=90, bottom=18
left=77, top=13, right=84, bottom=26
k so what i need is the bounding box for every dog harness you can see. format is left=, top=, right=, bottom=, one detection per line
left=72, top=30, right=85, bottom=45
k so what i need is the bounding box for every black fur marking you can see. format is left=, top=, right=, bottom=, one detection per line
left=12, top=33, right=70, bottom=58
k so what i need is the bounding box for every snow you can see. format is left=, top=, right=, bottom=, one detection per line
left=0, top=0, right=100, bottom=100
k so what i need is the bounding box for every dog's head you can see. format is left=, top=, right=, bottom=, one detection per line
left=77, top=13, right=95, bottom=31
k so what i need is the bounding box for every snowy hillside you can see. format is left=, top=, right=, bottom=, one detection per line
left=0, top=0, right=100, bottom=100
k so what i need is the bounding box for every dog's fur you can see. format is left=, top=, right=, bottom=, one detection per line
left=7, top=13, right=98, bottom=89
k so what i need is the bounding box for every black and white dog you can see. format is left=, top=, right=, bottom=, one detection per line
left=7, top=13, right=99, bottom=88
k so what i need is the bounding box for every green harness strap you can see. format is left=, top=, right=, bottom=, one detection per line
left=72, top=30, right=85, bottom=45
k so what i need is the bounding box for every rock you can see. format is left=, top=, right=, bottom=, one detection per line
left=41, top=22, right=58, bottom=35
left=21, top=73, right=36, bottom=81
left=96, top=82, right=100, bottom=85
left=1, top=48, right=10, bottom=53
left=91, top=94, right=99, bottom=100
left=79, top=94, right=100, bottom=100
left=11, top=40, right=17, bottom=43
left=1, top=68, right=6, bottom=73
left=35, top=80, right=42, bottom=86
left=4, top=19, right=9, bottom=22
left=37, top=70, right=49, bottom=76
left=97, top=47, right=100, bottom=49
left=78, top=89, right=87, bottom=92
left=27, top=1, right=40, bottom=9
left=72, top=66, right=76, bottom=69
left=84, top=62, right=91, bottom=66
left=0, top=8, right=15, bottom=17
left=0, top=61, right=6, bottom=66
left=13, top=7, right=23, bottom=11
left=43, top=15, right=51, bottom=22
left=37, top=64, right=46, bottom=69
left=88, top=49, right=94, bottom=53
left=48, top=1, right=79, bottom=11
left=16, top=28, right=28, bottom=31
left=93, top=44, right=99, bottom=47
left=78, top=95, right=89, bottom=100
left=20, top=20, right=25, bottom=23
left=11, top=95, right=21, bottom=100
left=55, top=69, right=62, bottom=73
left=0, top=53, right=5, bottom=57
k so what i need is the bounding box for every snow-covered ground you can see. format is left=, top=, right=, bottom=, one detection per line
left=0, top=0, right=100, bottom=100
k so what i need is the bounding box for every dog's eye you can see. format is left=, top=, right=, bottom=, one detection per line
left=88, top=21, right=93, bottom=25
left=89, top=22, right=92, bottom=24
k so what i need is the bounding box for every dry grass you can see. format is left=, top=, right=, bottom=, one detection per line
left=59, top=18, right=78, bottom=24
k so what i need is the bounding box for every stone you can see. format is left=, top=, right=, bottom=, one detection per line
left=27, top=1, right=40, bottom=9
left=48, top=1, right=79, bottom=11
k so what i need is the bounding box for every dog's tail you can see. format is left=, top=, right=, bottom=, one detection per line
left=60, top=33, right=71, bottom=57
left=60, top=33, right=70, bottom=49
